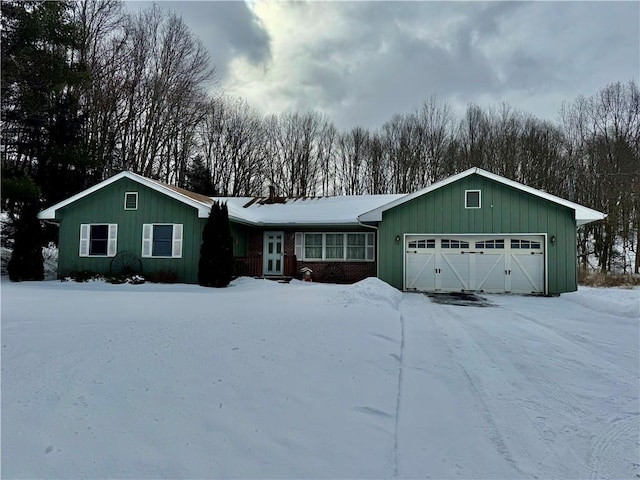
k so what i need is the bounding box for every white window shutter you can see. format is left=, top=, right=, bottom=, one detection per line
left=172, top=224, right=183, bottom=258
left=107, top=224, right=118, bottom=257
left=294, top=232, right=303, bottom=259
left=79, top=224, right=90, bottom=257
left=142, top=224, right=152, bottom=257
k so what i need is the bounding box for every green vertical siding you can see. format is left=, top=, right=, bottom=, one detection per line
left=378, top=174, right=577, bottom=294
left=56, top=178, right=246, bottom=283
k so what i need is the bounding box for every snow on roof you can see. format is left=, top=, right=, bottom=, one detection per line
left=37, top=170, right=404, bottom=226
left=358, top=167, right=607, bottom=227
left=213, top=194, right=405, bottom=226
left=39, top=168, right=605, bottom=228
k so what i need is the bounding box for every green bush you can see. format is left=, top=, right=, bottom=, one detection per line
left=146, top=270, right=179, bottom=284
left=65, top=270, right=102, bottom=282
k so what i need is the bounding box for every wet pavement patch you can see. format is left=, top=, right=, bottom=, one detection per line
left=425, top=291, right=494, bottom=307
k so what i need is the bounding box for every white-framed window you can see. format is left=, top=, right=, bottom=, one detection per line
left=408, top=239, right=436, bottom=249
left=297, top=232, right=375, bottom=261
left=441, top=239, right=470, bottom=249
left=142, top=224, right=183, bottom=258
left=511, top=239, right=541, bottom=249
left=124, top=192, right=138, bottom=210
left=79, top=224, right=118, bottom=257
left=325, top=233, right=344, bottom=259
left=465, top=190, right=481, bottom=209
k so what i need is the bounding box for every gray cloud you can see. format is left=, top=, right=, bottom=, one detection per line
left=126, top=1, right=270, bottom=79
left=126, top=1, right=639, bottom=130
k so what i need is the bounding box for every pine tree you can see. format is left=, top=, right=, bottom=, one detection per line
left=1, top=0, right=93, bottom=206
left=186, top=155, right=216, bottom=196
left=198, top=201, right=234, bottom=287
left=8, top=199, right=44, bottom=282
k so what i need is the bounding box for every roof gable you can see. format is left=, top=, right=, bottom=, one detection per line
left=38, top=172, right=213, bottom=220
left=358, top=167, right=606, bottom=226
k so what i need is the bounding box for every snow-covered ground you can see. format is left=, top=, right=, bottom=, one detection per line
left=2, top=277, right=638, bottom=479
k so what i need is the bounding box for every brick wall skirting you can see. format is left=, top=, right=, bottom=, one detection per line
left=244, top=229, right=377, bottom=283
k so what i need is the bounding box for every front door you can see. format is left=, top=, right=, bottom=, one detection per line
left=263, top=231, right=284, bottom=276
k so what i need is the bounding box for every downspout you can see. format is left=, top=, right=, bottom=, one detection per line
left=357, top=218, right=380, bottom=279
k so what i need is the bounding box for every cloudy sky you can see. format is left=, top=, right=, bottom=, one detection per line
left=126, top=1, right=639, bottom=130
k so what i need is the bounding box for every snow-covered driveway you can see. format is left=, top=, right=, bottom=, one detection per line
left=2, top=278, right=638, bottom=479
left=397, top=292, right=638, bottom=479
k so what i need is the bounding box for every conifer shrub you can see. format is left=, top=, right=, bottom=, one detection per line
left=8, top=200, right=44, bottom=282
left=198, top=201, right=234, bottom=287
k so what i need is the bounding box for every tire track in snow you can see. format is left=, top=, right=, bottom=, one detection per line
left=429, top=304, right=580, bottom=477
left=443, top=303, right=639, bottom=479
left=588, top=413, right=640, bottom=479
left=391, top=307, right=406, bottom=479
left=497, top=304, right=638, bottom=382
left=480, top=304, right=639, bottom=479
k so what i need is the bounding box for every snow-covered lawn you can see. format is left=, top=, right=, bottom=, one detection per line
left=2, top=278, right=638, bottom=479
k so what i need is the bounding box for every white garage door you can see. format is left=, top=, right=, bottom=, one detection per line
left=405, top=235, right=545, bottom=294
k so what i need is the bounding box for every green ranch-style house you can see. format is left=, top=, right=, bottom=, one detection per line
left=38, top=167, right=605, bottom=295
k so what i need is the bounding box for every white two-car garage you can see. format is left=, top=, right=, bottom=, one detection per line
left=404, top=234, right=546, bottom=294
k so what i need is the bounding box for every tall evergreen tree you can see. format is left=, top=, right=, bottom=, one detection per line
left=198, top=201, right=234, bottom=287
left=1, top=0, right=93, bottom=206
left=8, top=199, right=44, bottom=282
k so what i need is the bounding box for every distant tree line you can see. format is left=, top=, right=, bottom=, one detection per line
left=1, top=0, right=638, bottom=274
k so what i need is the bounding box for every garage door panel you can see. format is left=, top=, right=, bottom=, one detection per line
left=510, top=250, right=544, bottom=293
left=406, top=252, right=436, bottom=290
left=475, top=253, right=507, bottom=292
left=440, top=252, right=470, bottom=290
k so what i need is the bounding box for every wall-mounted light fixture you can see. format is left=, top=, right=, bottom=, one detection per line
left=550, top=235, right=556, bottom=245
left=395, top=235, right=401, bottom=244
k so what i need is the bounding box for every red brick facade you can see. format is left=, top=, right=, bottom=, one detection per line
left=242, top=229, right=377, bottom=283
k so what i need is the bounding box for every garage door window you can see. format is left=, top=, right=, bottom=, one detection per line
left=511, top=239, right=541, bottom=249
left=408, top=239, right=435, bottom=249
left=475, top=239, right=504, bottom=249
left=441, top=239, right=469, bottom=248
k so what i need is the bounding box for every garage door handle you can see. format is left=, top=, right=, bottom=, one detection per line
left=461, top=251, right=483, bottom=254
left=505, top=270, right=511, bottom=275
